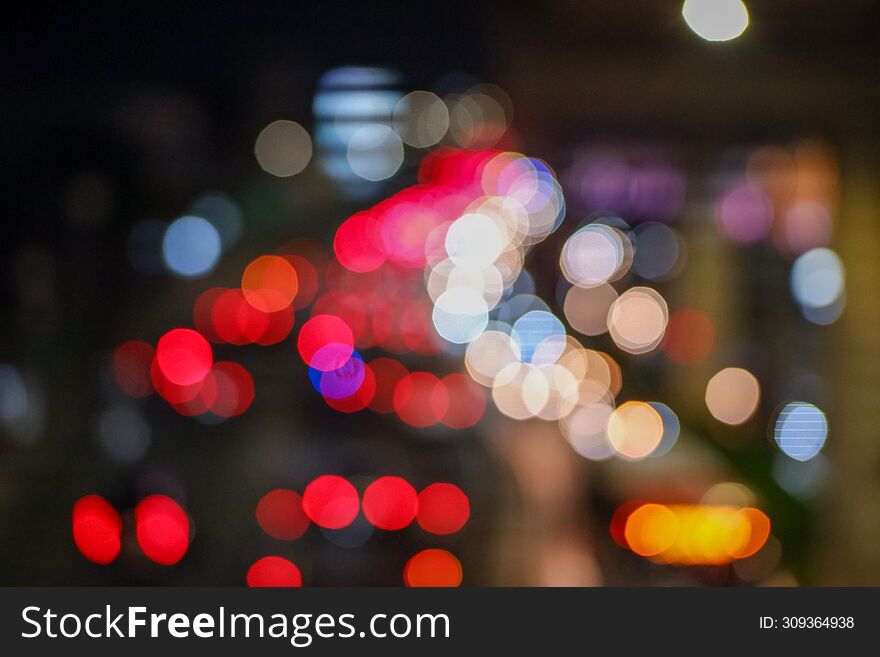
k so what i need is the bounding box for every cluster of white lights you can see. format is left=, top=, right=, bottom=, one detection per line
left=422, top=156, right=680, bottom=461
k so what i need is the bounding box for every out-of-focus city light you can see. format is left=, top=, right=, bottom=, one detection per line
left=773, top=453, right=828, bottom=499
left=112, top=340, right=155, bottom=397
left=564, top=283, right=618, bottom=337
left=701, top=481, right=756, bottom=508
left=347, top=124, right=404, bottom=181
left=512, top=310, right=566, bottom=364
left=135, top=495, right=190, bottom=566
left=465, top=330, right=521, bottom=386
left=416, top=483, right=470, bottom=535
left=254, top=120, right=312, bottom=177
left=607, top=401, right=664, bottom=460
left=72, top=495, right=122, bottom=565
left=567, top=153, right=685, bottom=221
left=437, top=373, right=486, bottom=428
left=607, top=287, right=668, bottom=354
left=782, top=201, right=833, bottom=255
left=624, top=503, right=679, bottom=556
left=241, top=255, right=299, bottom=313
left=617, top=502, right=770, bottom=564
left=790, top=247, right=845, bottom=311
left=447, top=86, right=510, bottom=149
left=362, top=476, right=418, bottom=530
left=662, top=309, right=715, bottom=365
left=246, top=556, right=302, bottom=587
left=302, top=475, right=360, bottom=529
left=560, top=402, right=616, bottom=461
left=432, top=286, right=490, bottom=344
left=366, top=358, right=408, bottom=414
left=393, top=371, right=445, bottom=428
left=297, top=315, right=355, bottom=372
left=682, top=0, right=750, bottom=42
left=256, top=489, right=311, bottom=541
left=209, top=361, right=255, bottom=417
left=155, top=328, right=213, bottom=386
left=715, top=183, right=772, bottom=243
left=560, top=223, right=631, bottom=288
left=162, top=216, right=222, bottom=278
left=630, top=222, right=683, bottom=281
left=773, top=402, right=828, bottom=461
left=647, top=402, right=681, bottom=457
left=404, top=548, right=462, bottom=587
left=705, top=367, right=760, bottom=425
left=313, top=66, right=403, bottom=196
left=393, top=91, right=449, bottom=148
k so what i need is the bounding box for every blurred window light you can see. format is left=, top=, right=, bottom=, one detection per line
left=682, top=0, right=749, bottom=42
left=774, top=402, right=828, bottom=461
left=313, top=66, right=402, bottom=196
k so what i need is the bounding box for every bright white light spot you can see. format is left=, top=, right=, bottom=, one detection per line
left=791, top=248, right=845, bottom=309
left=446, top=213, right=506, bottom=270
left=682, top=0, right=749, bottom=42
left=432, top=286, right=489, bottom=344
left=561, top=224, right=630, bottom=287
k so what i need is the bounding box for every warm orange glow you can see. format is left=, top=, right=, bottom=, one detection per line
left=618, top=502, right=772, bottom=566
left=624, top=504, right=679, bottom=556
left=403, top=548, right=463, bottom=587
left=241, top=255, right=299, bottom=313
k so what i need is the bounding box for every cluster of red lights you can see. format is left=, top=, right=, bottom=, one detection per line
left=113, top=334, right=255, bottom=419
left=102, top=150, right=503, bottom=585
left=72, top=494, right=190, bottom=566
left=248, top=476, right=470, bottom=587
left=111, top=149, right=502, bottom=431
left=254, top=476, right=470, bottom=536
